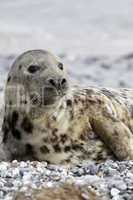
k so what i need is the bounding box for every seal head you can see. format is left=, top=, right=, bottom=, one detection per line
left=5, top=50, right=69, bottom=118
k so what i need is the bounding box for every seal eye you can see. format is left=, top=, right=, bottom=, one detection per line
left=28, top=65, right=41, bottom=73
left=58, top=63, right=63, bottom=70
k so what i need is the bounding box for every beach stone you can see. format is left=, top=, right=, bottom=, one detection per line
left=110, top=188, right=120, bottom=197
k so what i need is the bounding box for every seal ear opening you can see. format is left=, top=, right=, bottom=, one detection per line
left=7, top=76, right=11, bottom=83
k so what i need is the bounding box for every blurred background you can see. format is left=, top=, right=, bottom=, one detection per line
left=0, top=0, right=133, bottom=94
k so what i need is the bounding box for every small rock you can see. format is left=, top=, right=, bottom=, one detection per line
left=116, top=182, right=127, bottom=191
left=110, top=188, right=120, bottom=197
left=0, top=190, right=4, bottom=198
left=20, top=161, right=27, bottom=168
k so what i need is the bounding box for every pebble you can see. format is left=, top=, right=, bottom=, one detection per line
left=19, top=161, right=28, bottom=168
left=0, top=162, right=8, bottom=172
left=110, top=188, right=120, bottom=197
left=0, top=160, right=132, bottom=199
left=109, top=180, right=127, bottom=191
left=0, top=191, right=4, bottom=199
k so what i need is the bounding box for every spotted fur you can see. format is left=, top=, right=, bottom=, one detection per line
left=2, top=50, right=133, bottom=165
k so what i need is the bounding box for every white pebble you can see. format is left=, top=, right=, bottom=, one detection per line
left=22, top=173, right=32, bottom=185
left=0, top=191, right=4, bottom=198
left=12, top=168, right=20, bottom=177
left=111, top=188, right=120, bottom=197
left=20, top=161, right=27, bottom=168
left=0, top=162, right=8, bottom=171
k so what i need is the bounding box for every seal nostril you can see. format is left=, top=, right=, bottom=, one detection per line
left=61, top=78, right=67, bottom=85
left=49, top=79, right=56, bottom=87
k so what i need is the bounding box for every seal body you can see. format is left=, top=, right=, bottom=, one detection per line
left=2, top=50, right=133, bottom=164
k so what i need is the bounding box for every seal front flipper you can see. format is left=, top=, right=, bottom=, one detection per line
left=91, top=115, right=133, bottom=160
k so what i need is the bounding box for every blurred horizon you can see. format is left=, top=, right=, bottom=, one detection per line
left=0, top=0, right=133, bottom=56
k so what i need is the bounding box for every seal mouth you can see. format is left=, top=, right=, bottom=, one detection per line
left=29, top=86, right=67, bottom=107
left=43, top=86, right=67, bottom=105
